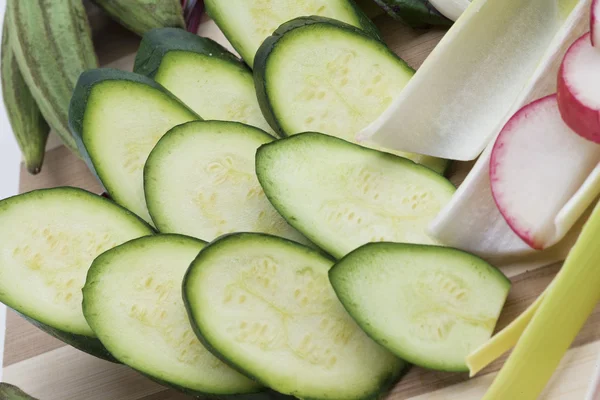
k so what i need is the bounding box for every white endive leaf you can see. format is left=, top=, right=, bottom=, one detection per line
left=360, top=0, right=578, bottom=161
left=429, top=0, right=471, bottom=21
left=429, top=0, right=593, bottom=261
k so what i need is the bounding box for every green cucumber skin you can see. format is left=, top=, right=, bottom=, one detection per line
left=17, top=311, right=118, bottom=363
left=205, top=0, right=381, bottom=68
left=255, top=132, right=456, bottom=259
left=92, top=0, right=185, bottom=36
left=0, top=187, right=154, bottom=363
left=345, top=0, right=384, bottom=41
left=134, top=27, right=246, bottom=79
left=0, top=383, right=39, bottom=400
left=183, top=232, right=407, bottom=400
left=1, top=12, right=49, bottom=175
left=68, top=68, right=201, bottom=185
left=374, top=0, right=452, bottom=28
left=329, top=242, right=511, bottom=372
left=7, top=0, right=98, bottom=154
left=253, top=16, right=412, bottom=138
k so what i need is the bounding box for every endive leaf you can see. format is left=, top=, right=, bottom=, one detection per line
left=360, top=0, right=577, bottom=161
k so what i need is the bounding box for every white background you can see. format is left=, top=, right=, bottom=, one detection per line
left=0, top=0, right=20, bottom=379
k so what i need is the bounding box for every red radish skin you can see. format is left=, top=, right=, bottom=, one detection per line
left=490, top=95, right=600, bottom=250
left=557, top=32, right=600, bottom=144
left=592, top=0, right=600, bottom=47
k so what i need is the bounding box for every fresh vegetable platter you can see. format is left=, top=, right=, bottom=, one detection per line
left=2, top=1, right=600, bottom=399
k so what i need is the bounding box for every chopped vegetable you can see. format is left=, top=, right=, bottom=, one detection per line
left=330, top=242, right=510, bottom=372
left=0, top=187, right=152, bottom=360
left=372, top=0, right=452, bottom=28
left=361, top=0, right=580, bottom=161
left=490, top=95, right=600, bottom=250
left=255, top=133, right=455, bottom=259
left=254, top=16, right=447, bottom=173
left=134, top=28, right=274, bottom=134
left=482, top=199, right=600, bottom=400
left=83, top=235, right=261, bottom=396
left=181, top=0, right=204, bottom=32
left=92, top=0, right=185, bottom=35
left=7, top=0, right=98, bottom=154
left=466, top=290, right=545, bottom=376
left=557, top=32, right=600, bottom=144
left=144, top=121, right=306, bottom=243
left=204, top=0, right=380, bottom=67
left=69, top=68, right=200, bottom=224
left=428, top=0, right=592, bottom=258
left=1, top=12, right=49, bottom=175
left=183, top=233, right=406, bottom=399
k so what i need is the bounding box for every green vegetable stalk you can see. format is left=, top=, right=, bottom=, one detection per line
left=483, top=199, right=600, bottom=399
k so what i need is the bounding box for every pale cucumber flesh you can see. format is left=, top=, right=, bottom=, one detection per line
left=82, top=80, right=198, bottom=223
left=330, top=243, right=511, bottom=372
left=205, top=0, right=373, bottom=67
left=155, top=51, right=274, bottom=134
left=0, top=188, right=151, bottom=336
left=256, top=133, right=455, bottom=258
left=83, top=235, right=260, bottom=395
left=184, top=233, right=405, bottom=400
left=144, top=121, right=306, bottom=243
left=261, top=21, right=447, bottom=173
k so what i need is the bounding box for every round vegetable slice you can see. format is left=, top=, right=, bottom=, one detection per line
left=253, top=16, right=447, bottom=173
left=256, top=132, right=455, bottom=259
left=0, top=187, right=152, bottom=360
left=184, top=233, right=405, bottom=400
left=83, top=235, right=261, bottom=396
left=329, top=242, right=511, bottom=372
left=144, top=120, right=306, bottom=243
left=557, top=32, right=600, bottom=144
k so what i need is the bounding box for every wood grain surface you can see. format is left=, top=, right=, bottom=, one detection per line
left=3, top=6, right=599, bottom=400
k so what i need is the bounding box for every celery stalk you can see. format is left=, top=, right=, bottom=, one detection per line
left=482, top=200, right=600, bottom=400
left=466, top=291, right=545, bottom=376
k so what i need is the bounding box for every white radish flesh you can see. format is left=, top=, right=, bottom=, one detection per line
left=490, top=94, right=600, bottom=250
left=557, top=32, right=600, bottom=143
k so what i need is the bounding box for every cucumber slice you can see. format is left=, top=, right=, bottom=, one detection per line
left=184, top=233, right=405, bottom=400
left=254, top=16, right=447, bottom=174
left=256, top=133, right=455, bottom=259
left=144, top=121, right=306, bottom=243
left=205, top=0, right=380, bottom=68
left=83, top=235, right=261, bottom=396
left=69, top=68, right=200, bottom=223
left=0, top=187, right=152, bottom=360
left=134, top=28, right=275, bottom=135
left=329, top=243, right=511, bottom=372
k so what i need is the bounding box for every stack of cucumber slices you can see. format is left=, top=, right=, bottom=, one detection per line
left=0, top=3, right=512, bottom=398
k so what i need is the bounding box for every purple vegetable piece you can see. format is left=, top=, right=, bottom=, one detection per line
left=181, top=0, right=204, bottom=33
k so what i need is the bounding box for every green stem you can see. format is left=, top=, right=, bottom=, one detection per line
left=483, top=200, right=600, bottom=399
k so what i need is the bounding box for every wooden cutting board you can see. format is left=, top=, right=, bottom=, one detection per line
left=3, top=7, right=599, bottom=400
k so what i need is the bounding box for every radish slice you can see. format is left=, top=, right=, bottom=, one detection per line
left=490, top=94, right=600, bottom=250
left=430, top=1, right=592, bottom=260
left=557, top=32, right=600, bottom=143
left=592, top=0, right=600, bottom=47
